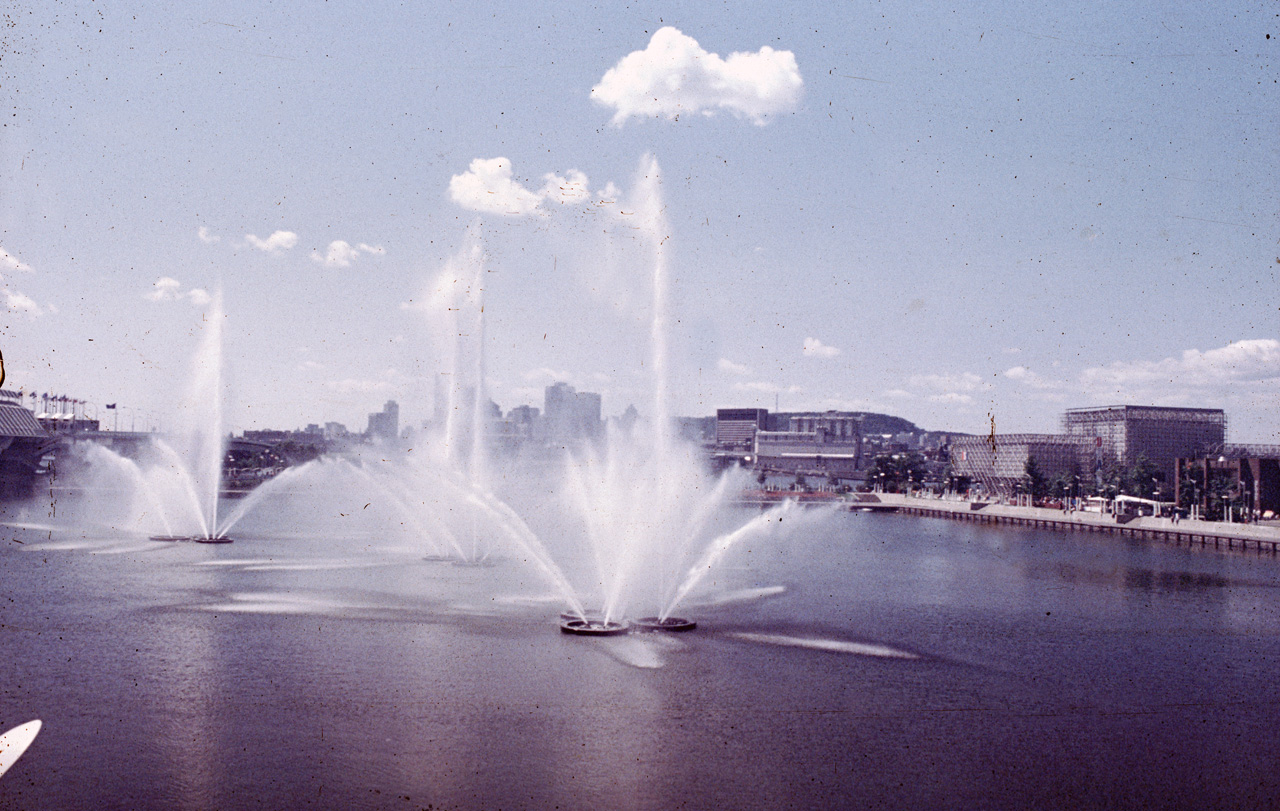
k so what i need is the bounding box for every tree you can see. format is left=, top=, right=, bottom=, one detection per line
left=1023, top=456, right=1049, bottom=502
left=871, top=452, right=928, bottom=493
left=1125, top=455, right=1162, bottom=500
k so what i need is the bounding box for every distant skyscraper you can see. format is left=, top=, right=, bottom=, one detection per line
left=367, top=400, right=400, bottom=442
left=544, top=382, right=602, bottom=442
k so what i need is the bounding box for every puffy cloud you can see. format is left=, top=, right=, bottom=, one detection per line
left=539, top=170, right=593, bottom=206
left=1004, top=365, right=1060, bottom=392
left=802, top=337, right=840, bottom=358
left=319, top=241, right=361, bottom=267
left=0, top=246, right=32, bottom=273
left=144, top=277, right=210, bottom=305
left=591, top=27, right=803, bottom=126
left=909, top=372, right=983, bottom=393
left=448, top=158, right=617, bottom=219
left=718, top=358, right=750, bottom=375
left=144, top=277, right=182, bottom=301
left=197, top=226, right=220, bottom=244
left=0, top=247, right=44, bottom=316
left=310, top=240, right=384, bottom=268
left=245, top=230, right=299, bottom=253
left=449, top=158, right=543, bottom=216
left=1080, top=340, right=1280, bottom=395
left=521, top=367, right=576, bottom=386
left=4, top=289, right=43, bottom=316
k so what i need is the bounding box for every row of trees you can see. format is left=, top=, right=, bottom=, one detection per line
left=1019, top=456, right=1170, bottom=502
left=1018, top=455, right=1164, bottom=502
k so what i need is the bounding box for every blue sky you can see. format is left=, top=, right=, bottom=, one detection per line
left=1, top=1, right=1276, bottom=440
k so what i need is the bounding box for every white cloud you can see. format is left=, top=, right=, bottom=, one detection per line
left=0, top=248, right=44, bottom=316
left=909, top=372, right=983, bottom=393
left=325, top=368, right=414, bottom=395
left=449, top=158, right=544, bottom=216
left=1081, top=340, right=1280, bottom=395
left=928, top=392, right=975, bottom=405
left=324, top=241, right=361, bottom=266
left=718, top=358, right=750, bottom=375
left=144, top=277, right=182, bottom=301
left=521, top=367, right=576, bottom=387
left=591, top=27, right=803, bottom=126
left=245, top=230, right=299, bottom=253
left=144, top=277, right=211, bottom=306
left=448, top=158, right=611, bottom=218
left=1004, top=365, right=1060, bottom=392
left=0, top=246, right=32, bottom=273
left=310, top=240, right=384, bottom=267
left=4, top=289, right=43, bottom=316
left=802, top=337, right=840, bottom=358
left=539, top=170, right=593, bottom=206
left=197, top=226, right=220, bottom=244
left=733, top=380, right=803, bottom=395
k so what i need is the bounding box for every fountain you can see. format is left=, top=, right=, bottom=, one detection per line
left=548, top=156, right=800, bottom=634
left=60, top=156, right=804, bottom=633
left=559, top=618, right=631, bottom=636
left=67, top=291, right=235, bottom=543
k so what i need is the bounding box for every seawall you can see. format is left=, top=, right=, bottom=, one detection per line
left=869, top=493, right=1280, bottom=555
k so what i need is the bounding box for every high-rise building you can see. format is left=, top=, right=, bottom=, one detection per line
left=367, top=400, right=400, bottom=442
left=543, top=382, right=602, bottom=442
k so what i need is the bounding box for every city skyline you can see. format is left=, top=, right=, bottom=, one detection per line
left=2, top=2, right=1275, bottom=441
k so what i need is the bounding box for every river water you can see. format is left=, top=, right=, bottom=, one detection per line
left=2, top=503, right=1279, bottom=809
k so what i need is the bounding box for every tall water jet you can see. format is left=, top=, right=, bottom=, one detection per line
left=172, top=289, right=227, bottom=539
left=423, top=226, right=494, bottom=563
left=65, top=291, right=230, bottom=541
left=558, top=156, right=716, bottom=625
left=553, top=155, right=803, bottom=630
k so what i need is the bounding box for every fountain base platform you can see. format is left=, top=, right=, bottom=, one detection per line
left=150, top=536, right=234, bottom=544
left=559, top=619, right=630, bottom=636
left=633, top=617, right=697, bottom=632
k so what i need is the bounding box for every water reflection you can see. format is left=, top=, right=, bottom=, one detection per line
left=5, top=509, right=1280, bottom=808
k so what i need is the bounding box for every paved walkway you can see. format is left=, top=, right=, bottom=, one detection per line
left=870, top=492, right=1280, bottom=546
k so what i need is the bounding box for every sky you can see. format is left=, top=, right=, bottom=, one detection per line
left=1, top=1, right=1276, bottom=441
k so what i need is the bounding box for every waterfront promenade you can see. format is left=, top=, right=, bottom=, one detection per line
left=867, top=492, right=1280, bottom=554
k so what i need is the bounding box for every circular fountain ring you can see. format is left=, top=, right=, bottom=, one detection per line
left=559, top=618, right=631, bottom=636
left=194, top=537, right=234, bottom=544
left=632, top=616, right=697, bottom=632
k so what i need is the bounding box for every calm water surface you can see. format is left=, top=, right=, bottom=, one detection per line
left=2, top=503, right=1279, bottom=810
